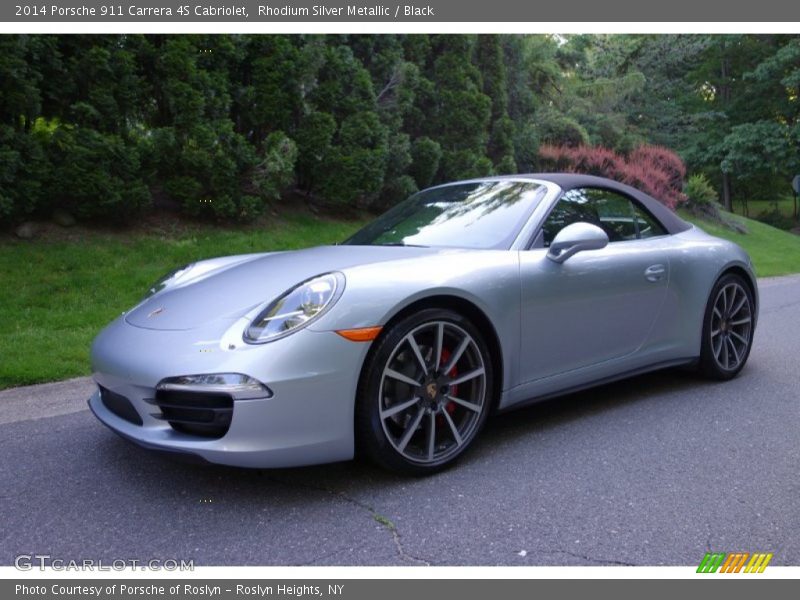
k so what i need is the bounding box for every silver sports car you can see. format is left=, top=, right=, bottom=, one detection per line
left=89, top=174, right=758, bottom=474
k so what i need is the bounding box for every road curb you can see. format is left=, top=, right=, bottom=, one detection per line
left=0, top=376, right=94, bottom=424
left=757, top=273, right=800, bottom=287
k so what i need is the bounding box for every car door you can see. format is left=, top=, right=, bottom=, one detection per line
left=517, top=187, right=671, bottom=384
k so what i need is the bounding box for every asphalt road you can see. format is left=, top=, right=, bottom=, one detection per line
left=2, top=275, right=799, bottom=567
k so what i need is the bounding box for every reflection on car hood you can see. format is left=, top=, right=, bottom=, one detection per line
left=124, top=245, right=442, bottom=331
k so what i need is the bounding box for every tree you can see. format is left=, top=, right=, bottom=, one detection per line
left=680, top=35, right=785, bottom=211
left=477, top=35, right=516, bottom=172
left=423, top=35, right=493, bottom=180
left=49, top=125, right=150, bottom=220
left=318, top=111, right=389, bottom=206
left=243, top=36, right=303, bottom=141
left=3, top=33, right=798, bottom=226
left=721, top=121, right=800, bottom=215
left=294, top=111, right=336, bottom=194
left=0, top=36, right=51, bottom=220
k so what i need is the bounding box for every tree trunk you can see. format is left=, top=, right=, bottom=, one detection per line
left=721, top=171, right=732, bottom=212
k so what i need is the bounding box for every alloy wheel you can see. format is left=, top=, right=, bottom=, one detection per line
left=378, top=320, right=487, bottom=465
left=710, top=282, right=753, bottom=371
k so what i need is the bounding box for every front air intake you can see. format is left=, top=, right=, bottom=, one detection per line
left=99, top=386, right=144, bottom=426
left=152, top=389, right=233, bottom=439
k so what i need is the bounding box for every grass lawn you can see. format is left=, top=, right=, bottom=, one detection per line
left=1, top=208, right=798, bottom=390
left=0, top=213, right=364, bottom=389
left=679, top=210, right=800, bottom=278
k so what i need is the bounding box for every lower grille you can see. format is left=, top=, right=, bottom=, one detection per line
left=99, top=386, right=143, bottom=426
left=152, top=389, right=233, bottom=439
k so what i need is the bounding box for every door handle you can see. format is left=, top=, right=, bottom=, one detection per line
left=644, top=264, right=666, bottom=282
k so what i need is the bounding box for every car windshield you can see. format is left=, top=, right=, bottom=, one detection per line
left=343, top=180, right=547, bottom=249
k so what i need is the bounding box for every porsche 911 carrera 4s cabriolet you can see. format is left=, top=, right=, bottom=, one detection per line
left=89, top=174, right=757, bottom=474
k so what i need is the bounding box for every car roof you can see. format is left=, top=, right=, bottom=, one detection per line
left=514, top=173, right=692, bottom=235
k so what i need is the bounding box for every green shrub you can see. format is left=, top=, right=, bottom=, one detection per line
left=318, top=111, right=388, bottom=206
left=237, top=195, right=263, bottom=222
left=513, top=121, right=539, bottom=172
left=375, top=175, right=418, bottom=211
left=489, top=116, right=516, bottom=169
left=251, top=131, right=298, bottom=203
left=150, top=122, right=259, bottom=221
left=495, top=155, right=518, bottom=175
left=684, top=173, right=719, bottom=206
left=681, top=172, right=743, bottom=228
left=295, top=111, right=337, bottom=192
left=536, top=109, right=590, bottom=147
left=439, top=150, right=493, bottom=182
left=48, top=126, right=150, bottom=221
left=163, top=176, right=202, bottom=210
left=382, top=133, right=413, bottom=186
left=0, top=193, right=12, bottom=222
left=0, top=125, right=49, bottom=222
left=409, top=137, right=442, bottom=189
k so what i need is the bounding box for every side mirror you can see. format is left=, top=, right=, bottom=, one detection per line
left=547, top=222, right=609, bottom=264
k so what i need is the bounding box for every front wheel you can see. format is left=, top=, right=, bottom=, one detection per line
left=355, top=308, right=494, bottom=475
left=699, top=273, right=755, bottom=380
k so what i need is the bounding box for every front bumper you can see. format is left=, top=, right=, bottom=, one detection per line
left=89, top=316, right=370, bottom=468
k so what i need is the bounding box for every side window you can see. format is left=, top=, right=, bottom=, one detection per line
left=590, top=188, right=638, bottom=242
left=541, top=187, right=666, bottom=246
left=540, top=189, right=603, bottom=246
left=632, top=203, right=667, bottom=239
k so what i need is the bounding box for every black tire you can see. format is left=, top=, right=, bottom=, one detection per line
left=355, top=308, right=494, bottom=475
left=698, top=273, right=755, bottom=380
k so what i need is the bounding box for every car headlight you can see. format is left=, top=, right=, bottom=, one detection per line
left=158, top=373, right=272, bottom=400
left=144, top=263, right=194, bottom=298
left=244, top=273, right=344, bottom=344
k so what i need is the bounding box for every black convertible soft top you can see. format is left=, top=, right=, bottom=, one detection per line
left=520, top=173, right=692, bottom=236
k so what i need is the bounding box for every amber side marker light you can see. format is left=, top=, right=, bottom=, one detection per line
left=335, top=326, right=383, bottom=342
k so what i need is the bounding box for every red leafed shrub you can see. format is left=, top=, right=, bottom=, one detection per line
left=538, top=143, right=687, bottom=210
left=617, top=161, right=675, bottom=208
left=539, top=144, right=623, bottom=178
left=628, top=145, right=686, bottom=196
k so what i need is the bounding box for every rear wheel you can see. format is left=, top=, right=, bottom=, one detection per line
left=356, top=308, right=493, bottom=475
left=699, top=273, right=755, bottom=380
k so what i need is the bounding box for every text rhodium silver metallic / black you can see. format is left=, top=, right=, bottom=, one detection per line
left=89, top=174, right=758, bottom=474
left=257, top=5, right=391, bottom=17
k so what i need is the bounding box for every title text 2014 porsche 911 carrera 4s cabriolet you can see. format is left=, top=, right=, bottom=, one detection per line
left=89, top=174, right=758, bottom=474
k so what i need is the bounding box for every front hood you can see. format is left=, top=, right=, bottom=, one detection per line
left=125, top=245, right=441, bottom=331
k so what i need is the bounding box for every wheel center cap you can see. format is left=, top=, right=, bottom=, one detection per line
left=425, top=381, right=437, bottom=400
